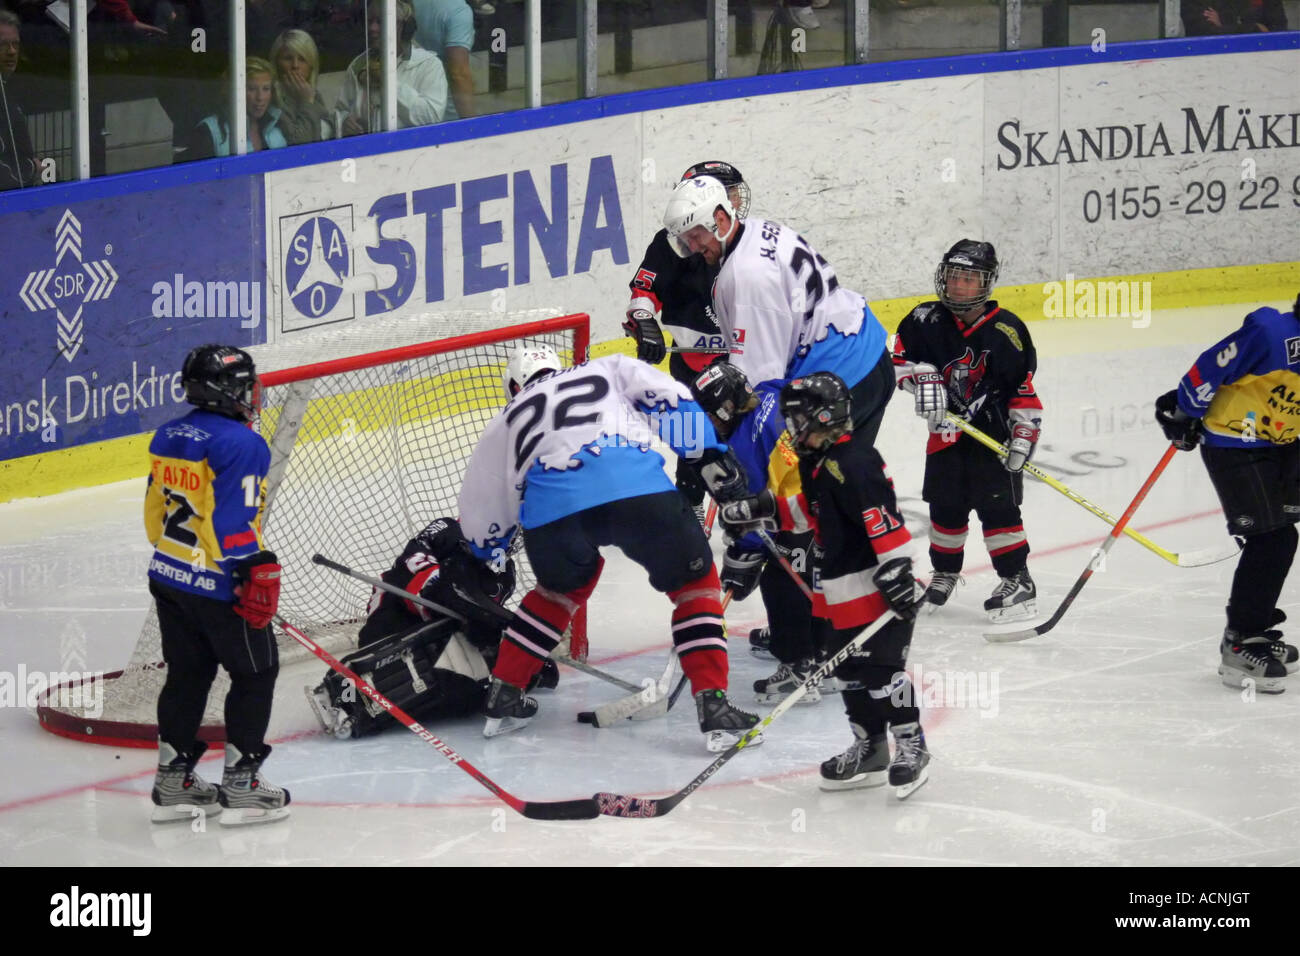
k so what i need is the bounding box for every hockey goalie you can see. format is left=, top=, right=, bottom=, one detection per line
left=306, top=517, right=557, bottom=739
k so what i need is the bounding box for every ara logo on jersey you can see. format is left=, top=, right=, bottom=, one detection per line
left=943, top=348, right=990, bottom=410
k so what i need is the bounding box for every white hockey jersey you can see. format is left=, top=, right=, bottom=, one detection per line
left=457, top=353, right=726, bottom=558
left=712, top=219, right=888, bottom=389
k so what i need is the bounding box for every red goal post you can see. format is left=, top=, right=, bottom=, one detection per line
left=37, top=313, right=590, bottom=747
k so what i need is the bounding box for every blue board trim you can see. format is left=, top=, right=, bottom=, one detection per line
left=1, top=32, right=1295, bottom=215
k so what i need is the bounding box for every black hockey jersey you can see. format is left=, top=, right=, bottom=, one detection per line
left=629, top=229, right=723, bottom=374
left=775, top=436, right=913, bottom=630
left=892, top=300, right=1043, bottom=455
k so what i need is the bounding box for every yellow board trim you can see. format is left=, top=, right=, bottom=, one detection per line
left=3, top=262, right=1295, bottom=503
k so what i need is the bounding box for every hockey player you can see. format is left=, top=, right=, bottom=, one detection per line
left=718, top=372, right=930, bottom=796
left=458, top=344, right=762, bottom=752
left=891, top=240, right=1044, bottom=623
left=691, top=361, right=831, bottom=704
left=624, top=160, right=752, bottom=523
left=1155, top=293, right=1300, bottom=694
left=306, top=517, right=555, bottom=738
left=661, top=175, right=895, bottom=448
left=145, top=344, right=289, bottom=826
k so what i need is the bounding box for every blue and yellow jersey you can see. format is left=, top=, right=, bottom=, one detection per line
left=1177, top=306, right=1300, bottom=448
left=727, top=381, right=803, bottom=551
left=144, top=408, right=271, bottom=601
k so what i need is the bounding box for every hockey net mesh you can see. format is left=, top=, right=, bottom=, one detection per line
left=37, top=311, right=589, bottom=746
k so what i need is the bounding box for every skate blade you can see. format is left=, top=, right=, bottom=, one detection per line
left=706, top=729, right=765, bottom=752
left=1218, top=666, right=1286, bottom=695
left=986, top=600, right=1036, bottom=625
left=219, top=806, right=291, bottom=827
left=892, top=766, right=930, bottom=800
left=818, top=770, right=887, bottom=792
left=483, top=714, right=534, bottom=737
left=749, top=648, right=777, bottom=662
left=150, top=803, right=214, bottom=824
left=755, top=688, right=820, bottom=705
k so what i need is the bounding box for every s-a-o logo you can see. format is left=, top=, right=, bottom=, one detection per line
left=18, top=209, right=118, bottom=362
left=280, top=207, right=352, bottom=330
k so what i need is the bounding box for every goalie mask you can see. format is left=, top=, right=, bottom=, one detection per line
left=681, top=161, right=750, bottom=220
left=780, top=372, right=852, bottom=458
left=503, top=344, right=562, bottom=399
left=691, top=361, right=757, bottom=440
left=935, top=239, right=999, bottom=314
left=181, top=344, right=261, bottom=422
left=663, top=175, right=739, bottom=260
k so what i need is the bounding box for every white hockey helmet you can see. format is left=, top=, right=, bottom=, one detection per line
left=504, top=343, right=562, bottom=398
left=662, top=175, right=738, bottom=259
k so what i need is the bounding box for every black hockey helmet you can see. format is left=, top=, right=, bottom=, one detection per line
left=681, top=161, right=750, bottom=219
left=181, top=344, right=260, bottom=421
left=935, top=239, right=999, bottom=313
left=691, top=361, right=758, bottom=438
left=779, top=372, right=852, bottom=457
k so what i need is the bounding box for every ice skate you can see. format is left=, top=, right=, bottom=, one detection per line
left=1264, top=610, right=1298, bottom=674
left=753, top=659, right=821, bottom=705
left=819, top=724, right=888, bottom=791
left=150, top=740, right=219, bottom=823
left=483, top=677, right=538, bottom=736
left=696, top=689, right=764, bottom=752
left=888, top=722, right=931, bottom=799
left=1219, top=630, right=1288, bottom=694
left=923, top=571, right=962, bottom=612
left=984, top=568, right=1036, bottom=623
left=218, top=744, right=290, bottom=826
left=749, top=626, right=775, bottom=661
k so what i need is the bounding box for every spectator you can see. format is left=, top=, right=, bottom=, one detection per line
left=184, top=56, right=287, bottom=158
left=1182, top=0, right=1287, bottom=34
left=411, top=0, right=474, bottom=119
left=337, top=0, right=447, bottom=134
left=0, top=9, right=38, bottom=190
left=271, top=28, right=332, bottom=144
left=91, top=0, right=169, bottom=38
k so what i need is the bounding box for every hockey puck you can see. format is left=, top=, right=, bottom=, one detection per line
left=577, top=711, right=598, bottom=725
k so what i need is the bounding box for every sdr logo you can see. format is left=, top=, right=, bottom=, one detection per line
left=280, top=207, right=353, bottom=332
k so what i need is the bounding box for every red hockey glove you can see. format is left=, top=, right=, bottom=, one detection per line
left=1004, top=422, right=1040, bottom=473
left=233, top=551, right=281, bottom=629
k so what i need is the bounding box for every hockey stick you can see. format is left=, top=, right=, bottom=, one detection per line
left=984, top=444, right=1179, bottom=643
left=702, top=498, right=718, bottom=538
left=593, top=611, right=899, bottom=818
left=941, top=415, right=1239, bottom=568
left=311, top=554, right=642, bottom=694
left=273, top=615, right=598, bottom=821
left=582, top=587, right=737, bottom=727
left=667, top=345, right=742, bottom=355
left=756, top=529, right=815, bottom=600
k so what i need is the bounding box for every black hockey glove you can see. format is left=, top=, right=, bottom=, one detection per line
left=1154, top=390, right=1203, bottom=451
left=413, top=517, right=470, bottom=561
left=695, top=447, right=751, bottom=503
left=873, top=557, right=921, bottom=622
left=718, top=490, right=778, bottom=538
left=623, top=308, right=667, bottom=365
left=720, top=544, right=765, bottom=602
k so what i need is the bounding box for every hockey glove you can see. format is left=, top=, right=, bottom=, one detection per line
left=429, top=548, right=514, bottom=628
left=413, top=517, right=470, bottom=561
left=873, top=557, right=920, bottom=622
left=232, top=550, right=281, bottom=630
left=911, top=363, right=948, bottom=429
left=720, top=544, right=765, bottom=602
left=623, top=308, right=667, bottom=365
left=718, top=490, right=778, bottom=537
left=1003, top=421, right=1040, bottom=474
left=696, top=447, right=751, bottom=503
left=1154, top=390, right=1203, bottom=451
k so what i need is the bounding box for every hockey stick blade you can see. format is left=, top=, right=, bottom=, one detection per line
left=312, top=552, right=643, bottom=694
left=273, top=615, right=598, bottom=821
left=1173, top=543, right=1242, bottom=568
left=588, top=652, right=681, bottom=725
left=593, top=612, right=898, bottom=818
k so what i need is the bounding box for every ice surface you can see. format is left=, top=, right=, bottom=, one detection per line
left=2, top=305, right=1297, bottom=866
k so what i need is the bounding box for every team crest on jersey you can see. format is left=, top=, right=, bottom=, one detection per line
left=825, top=459, right=845, bottom=484
left=943, top=348, right=991, bottom=409
left=995, top=322, right=1023, bottom=352
left=1286, top=336, right=1300, bottom=364
left=164, top=423, right=211, bottom=442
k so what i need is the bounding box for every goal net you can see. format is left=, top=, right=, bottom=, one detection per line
left=37, top=312, right=590, bottom=747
